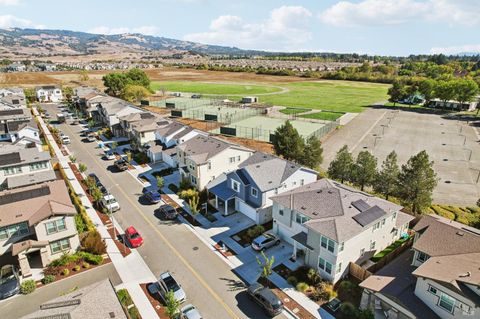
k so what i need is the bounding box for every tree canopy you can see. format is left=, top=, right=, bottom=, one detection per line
left=352, top=150, right=377, bottom=191
left=327, top=145, right=354, bottom=183
left=272, top=120, right=305, bottom=162
left=373, top=151, right=400, bottom=199
left=102, top=68, right=151, bottom=98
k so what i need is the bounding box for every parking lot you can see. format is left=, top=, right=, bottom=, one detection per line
left=322, top=107, right=480, bottom=206
left=41, top=103, right=290, bottom=319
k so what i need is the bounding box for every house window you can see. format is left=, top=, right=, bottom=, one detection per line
left=30, top=162, right=48, bottom=171
left=321, top=236, right=335, bottom=253
left=392, top=212, right=397, bottom=220
left=339, top=242, right=344, bottom=252
left=207, top=162, right=211, bottom=170
left=232, top=180, right=240, bottom=192
left=360, top=248, right=365, bottom=256
left=45, top=219, right=66, bottom=235
left=3, top=166, right=22, bottom=176
left=251, top=187, right=258, bottom=198
left=279, top=209, right=284, bottom=216
left=0, top=222, right=29, bottom=240
left=438, top=292, right=455, bottom=313
left=428, top=285, right=437, bottom=295
left=236, top=155, right=241, bottom=162
left=292, top=181, right=297, bottom=187
left=417, top=251, right=429, bottom=263
left=295, top=213, right=309, bottom=224
left=381, top=219, right=385, bottom=226
left=300, top=179, right=305, bottom=186
left=318, top=257, right=325, bottom=271
left=336, top=263, right=342, bottom=274
left=370, top=241, right=376, bottom=250
left=372, top=222, right=380, bottom=232
left=274, top=188, right=278, bottom=195
left=190, top=175, right=197, bottom=184
left=50, top=238, right=71, bottom=254
left=229, top=157, right=235, bottom=163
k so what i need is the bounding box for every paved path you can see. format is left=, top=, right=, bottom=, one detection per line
left=0, top=263, right=121, bottom=319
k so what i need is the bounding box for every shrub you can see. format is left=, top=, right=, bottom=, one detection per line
left=307, top=268, right=321, bottom=285
left=318, top=281, right=337, bottom=301
left=287, top=276, right=298, bottom=286
left=340, top=302, right=357, bottom=317
left=128, top=306, right=141, bottom=319
left=41, top=275, right=55, bottom=285
left=75, top=214, right=87, bottom=233
left=339, top=280, right=355, bottom=292
left=73, top=265, right=81, bottom=271
left=81, top=230, right=107, bottom=255
left=133, top=152, right=150, bottom=165
left=77, top=251, right=103, bottom=265
left=49, top=253, right=81, bottom=267
left=247, top=225, right=265, bottom=240
left=296, top=282, right=309, bottom=293
left=117, top=288, right=133, bottom=306
left=431, top=205, right=455, bottom=220
left=20, top=280, right=36, bottom=294
left=82, top=262, right=90, bottom=269
left=178, top=189, right=198, bottom=201
left=179, top=177, right=192, bottom=191
left=62, top=268, right=70, bottom=276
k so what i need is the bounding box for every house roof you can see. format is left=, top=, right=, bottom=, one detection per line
left=270, top=179, right=403, bottom=242
left=0, top=180, right=76, bottom=227
left=177, top=135, right=251, bottom=164
left=156, top=121, right=186, bottom=137
left=412, top=214, right=480, bottom=257
left=0, top=147, right=50, bottom=168
left=35, top=85, right=61, bottom=91
left=237, top=152, right=315, bottom=192
left=21, top=279, right=127, bottom=319
left=12, top=239, right=49, bottom=256
left=0, top=108, right=31, bottom=121
left=74, top=86, right=101, bottom=99
left=0, top=94, right=26, bottom=107
left=6, top=169, right=57, bottom=189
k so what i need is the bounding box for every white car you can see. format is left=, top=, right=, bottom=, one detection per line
left=100, top=194, right=120, bottom=212
left=180, top=304, right=202, bottom=319
left=61, top=135, right=71, bottom=144
left=157, top=272, right=186, bottom=304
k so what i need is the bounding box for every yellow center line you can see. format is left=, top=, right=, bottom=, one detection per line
left=63, top=123, right=239, bottom=319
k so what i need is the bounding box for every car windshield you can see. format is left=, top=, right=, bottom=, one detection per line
left=130, top=232, right=140, bottom=239
left=163, top=276, right=180, bottom=292
left=272, top=301, right=283, bottom=309
left=106, top=198, right=117, bottom=204
left=0, top=268, right=15, bottom=284
left=254, top=236, right=267, bottom=244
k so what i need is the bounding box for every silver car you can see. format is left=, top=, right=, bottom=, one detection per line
left=157, top=271, right=186, bottom=303
left=251, top=233, right=281, bottom=251
left=180, top=304, right=202, bottom=319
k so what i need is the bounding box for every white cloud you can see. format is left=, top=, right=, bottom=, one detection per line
left=431, top=44, right=480, bottom=55
left=0, top=0, right=20, bottom=5
left=0, top=14, right=43, bottom=28
left=87, top=26, right=159, bottom=36
left=184, top=5, right=313, bottom=51
left=319, top=0, right=480, bottom=27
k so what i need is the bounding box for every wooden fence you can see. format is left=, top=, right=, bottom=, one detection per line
left=349, top=262, right=372, bottom=281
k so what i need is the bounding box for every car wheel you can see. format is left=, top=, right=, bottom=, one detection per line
left=261, top=247, right=266, bottom=252
left=275, top=240, right=280, bottom=246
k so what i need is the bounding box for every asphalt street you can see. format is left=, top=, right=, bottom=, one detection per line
left=43, top=103, right=288, bottom=319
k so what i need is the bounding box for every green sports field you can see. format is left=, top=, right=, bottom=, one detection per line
left=150, top=80, right=389, bottom=113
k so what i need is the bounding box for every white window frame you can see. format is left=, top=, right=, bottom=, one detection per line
left=370, top=240, right=376, bottom=250
left=251, top=187, right=258, bottom=198
left=428, top=285, right=437, bottom=295
left=336, top=262, right=342, bottom=274
left=45, top=218, right=67, bottom=235
left=50, top=238, right=71, bottom=254
left=339, top=242, right=344, bottom=252
left=295, top=213, right=309, bottom=224
left=438, top=292, right=455, bottom=314
left=231, top=180, right=240, bottom=192
left=417, top=251, right=429, bottom=263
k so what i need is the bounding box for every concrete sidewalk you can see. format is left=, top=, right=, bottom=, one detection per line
left=35, top=108, right=159, bottom=319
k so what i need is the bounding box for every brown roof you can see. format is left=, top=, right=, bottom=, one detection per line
left=12, top=239, right=48, bottom=256
left=413, top=214, right=480, bottom=257
left=0, top=180, right=76, bottom=227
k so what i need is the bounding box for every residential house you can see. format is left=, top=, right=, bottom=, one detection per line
left=37, top=63, right=56, bottom=72
left=21, top=279, right=127, bottom=319
left=207, top=152, right=318, bottom=224
left=5, top=62, right=26, bottom=72
left=270, top=179, right=413, bottom=283
left=0, top=94, right=27, bottom=109
left=0, top=108, right=31, bottom=122
left=73, top=86, right=105, bottom=116
left=360, top=215, right=480, bottom=319
left=0, top=119, right=42, bottom=151
left=96, top=98, right=143, bottom=132
left=36, top=86, right=63, bottom=102
left=118, top=112, right=168, bottom=149
left=0, top=180, right=79, bottom=277
left=84, top=95, right=115, bottom=119
left=0, top=148, right=56, bottom=190
left=147, top=121, right=205, bottom=165
left=176, top=135, right=254, bottom=190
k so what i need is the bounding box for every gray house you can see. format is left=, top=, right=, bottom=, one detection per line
left=207, top=152, right=317, bottom=224
left=271, top=179, right=413, bottom=283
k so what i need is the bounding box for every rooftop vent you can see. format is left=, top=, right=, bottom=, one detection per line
left=459, top=271, right=471, bottom=278
left=457, top=231, right=465, bottom=236
left=313, top=212, right=318, bottom=216
left=301, top=206, right=306, bottom=210
left=316, top=190, right=322, bottom=194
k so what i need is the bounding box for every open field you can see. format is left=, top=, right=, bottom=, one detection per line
left=151, top=81, right=282, bottom=95
left=300, top=111, right=345, bottom=121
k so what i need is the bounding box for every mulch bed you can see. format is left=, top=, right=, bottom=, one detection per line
left=95, top=209, right=131, bottom=257
left=214, top=241, right=236, bottom=257
left=161, top=194, right=201, bottom=227
left=231, top=221, right=273, bottom=247
left=259, top=277, right=317, bottom=319
left=140, top=283, right=168, bottom=319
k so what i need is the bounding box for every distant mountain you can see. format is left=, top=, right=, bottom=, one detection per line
left=0, top=27, right=258, bottom=58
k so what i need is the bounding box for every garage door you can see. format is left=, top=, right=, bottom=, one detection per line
left=237, top=199, right=257, bottom=223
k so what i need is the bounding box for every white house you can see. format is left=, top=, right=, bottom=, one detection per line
left=96, top=98, right=143, bottom=130
left=360, top=215, right=480, bottom=319
left=207, top=152, right=318, bottom=224
left=271, top=179, right=413, bottom=284
left=36, top=86, right=63, bottom=102
left=176, top=135, right=254, bottom=190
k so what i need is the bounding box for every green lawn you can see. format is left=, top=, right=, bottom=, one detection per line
left=279, top=108, right=312, bottom=115
left=371, top=237, right=409, bottom=263
left=300, top=111, right=344, bottom=121
left=261, top=81, right=389, bottom=113
left=150, top=81, right=282, bottom=95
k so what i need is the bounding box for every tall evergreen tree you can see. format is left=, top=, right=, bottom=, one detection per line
left=300, top=136, right=323, bottom=169
left=353, top=150, right=377, bottom=191
left=272, top=120, right=305, bottom=161
left=397, top=151, right=438, bottom=214
left=374, top=151, right=400, bottom=199
left=327, top=145, right=354, bottom=183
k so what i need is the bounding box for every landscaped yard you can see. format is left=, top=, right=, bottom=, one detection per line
left=231, top=221, right=273, bottom=247
left=370, top=237, right=410, bottom=263
left=300, top=111, right=345, bottom=121
left=279, top=107, right=312, bottom=115
left=151, top=81, right=282, bottom=95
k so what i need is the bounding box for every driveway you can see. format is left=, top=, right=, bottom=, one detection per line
left=42, top=103, right=288, bottom=319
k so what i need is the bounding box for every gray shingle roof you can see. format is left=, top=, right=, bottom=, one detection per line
left=6, top=170, right=57, bottom=189
left=0, top=147, right=50, bottom=168
left=271, top=179, right=403, bottom=242
left=178, top=135, right=251, bottom=164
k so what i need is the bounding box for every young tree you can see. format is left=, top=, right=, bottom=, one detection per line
left=435, top=80, right=456, bottom=104
left=272, top=121, right=305, bottom=161
left=122, top=84, right=151, bottom=103
left=418, top=79, right=436, bottom=103
left=189, top=193, right=200, bottom=217
left=256, top=251, right=275, bottom=279
left=328, top=145, right=354, bottom=183
left=374, top=151, right=400, bottom=199
left=102, top=72, right=129, bottom=97
left=397, top=151, right=438, bottom=214
left=352, top=150, right=377, bottom=191
left=156, top=176, right=164, bottom=190
left=164, top=290, right=180, bottom=319
left=68, top=155, right=77, bottom=163
left=388, top=80, right=408, bottom=106
left=78, top=163, right=87, bottom=174
left=79, top=70, right=89, bottom=82
left=63, top=86, right=74, bottom=103
left=111, top=141, right=118, bottom=150
left=85, top=175, right=96, bottom=192
left=125, top=151, right=132, bottom=163
left=24, top=88, right=36, bottom=104
left=453, top=79, right=479, bottom=105
left=300, top=136, right=323, bottom=169
left=126, top=68, right=151, bottom=88
left=91, top=187, right=104, bottom=204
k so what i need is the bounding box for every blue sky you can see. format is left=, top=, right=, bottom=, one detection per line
left=0, top=0, right=479, bottom=56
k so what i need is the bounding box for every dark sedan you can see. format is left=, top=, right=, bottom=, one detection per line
left=144, top=190, right=161, bottom=204
left=0, top=265, right=20, bottom=300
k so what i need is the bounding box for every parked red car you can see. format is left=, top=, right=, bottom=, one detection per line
left=125, top=226, right=143, bottom=248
